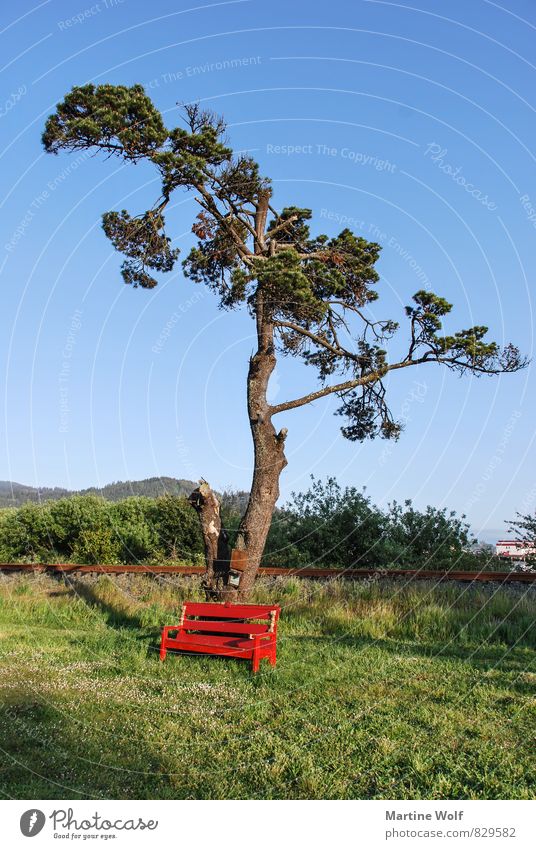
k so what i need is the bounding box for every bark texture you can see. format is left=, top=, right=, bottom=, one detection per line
left=188, top=480, right=231, bottom=598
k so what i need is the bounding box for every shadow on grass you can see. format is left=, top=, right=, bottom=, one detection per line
left=52, top=576, right=163, bottom=660
left=64, top=577, right=148, bottom=631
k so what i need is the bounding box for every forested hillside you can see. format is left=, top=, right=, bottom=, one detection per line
left=0, top=477, right=198, bottom=507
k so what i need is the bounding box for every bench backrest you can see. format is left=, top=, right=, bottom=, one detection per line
left=181, top=601, right=280, bottom=635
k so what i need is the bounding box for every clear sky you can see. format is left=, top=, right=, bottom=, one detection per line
left=1, top=0, right=534, bottom=542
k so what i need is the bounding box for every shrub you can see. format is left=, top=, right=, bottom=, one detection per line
left=0, top=478, right=491, bottom=571
left=0, top=502, right=57, bottom=561
left=150, top=495, right=204, bottom=562
left=263, top=476, right=479, bottom=571
left=0, top=493, right=203, bottom=565
left=109, top=497, right=161, bottom=563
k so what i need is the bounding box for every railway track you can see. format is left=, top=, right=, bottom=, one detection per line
left=1, top=563, right=534, bottom=583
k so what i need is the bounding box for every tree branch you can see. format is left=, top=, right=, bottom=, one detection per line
left=270, top=346, right=524, bottom=416
left=274, top=319, right=361, bottom=362
left=266, top=213, right=300, bottom=238
left=254, top=189, right=271, bottom=253
left=270, top=359, right=427, bottom=415
left=193, top=192, right=254, bottom=264
left=201, top=166, right=259, bottom=242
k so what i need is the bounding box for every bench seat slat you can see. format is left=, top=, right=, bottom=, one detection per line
left=167, top=633, right=274, bottom=651
left=164, top=637, right=275, bottom=660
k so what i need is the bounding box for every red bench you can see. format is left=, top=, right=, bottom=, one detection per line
left=159, top=601, right=281, bottom=673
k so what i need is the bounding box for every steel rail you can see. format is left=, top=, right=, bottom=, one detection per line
left=0, top=563, right=534, bottom=582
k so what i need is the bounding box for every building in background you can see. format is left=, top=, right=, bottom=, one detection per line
left=496, top=539, right=535, bottom=561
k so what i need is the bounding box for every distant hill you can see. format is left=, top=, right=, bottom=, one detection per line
left=0, top=477, right=199, bottom=508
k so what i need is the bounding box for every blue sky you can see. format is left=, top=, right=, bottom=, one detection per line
left=1, top=0, right=534, bottom=541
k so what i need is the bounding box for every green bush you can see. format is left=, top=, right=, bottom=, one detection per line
left=263, top=476, right=485, bottom=571
left=0, top=493, right=203, bottom=565
left=264, top=477, right=391, bottom=568
left=0, top=502, right=56, bottom=562
left=150, top=495, right=204, bottom=562
left=385, top=500, right=471, bottom=568
left=109, top=497, right=161, bottom=563
left=47, top=495, right=113, bottom=560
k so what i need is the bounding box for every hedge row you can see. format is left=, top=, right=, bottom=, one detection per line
left=0, top=495, right=203, bottom=564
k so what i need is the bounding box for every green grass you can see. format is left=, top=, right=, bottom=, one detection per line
left=0, top=572, right=534, bottom=799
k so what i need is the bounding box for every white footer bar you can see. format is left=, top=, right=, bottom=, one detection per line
left=3, top=799, right=535, bottom=848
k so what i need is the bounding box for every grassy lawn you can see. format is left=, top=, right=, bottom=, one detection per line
left=0, top=572, right=534, bottom=800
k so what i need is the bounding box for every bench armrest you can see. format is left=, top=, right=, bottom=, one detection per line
left=162, top=625, right=183, bottom=638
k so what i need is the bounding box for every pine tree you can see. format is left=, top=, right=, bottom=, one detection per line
left=43, top=84, right=527, bottom=598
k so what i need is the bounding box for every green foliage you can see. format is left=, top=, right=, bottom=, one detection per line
left=42, top=85, right=526, bottom=445
left=267, top=205, right=312, bottom=244
left=72, top=525, right=120, bottom=565
left=407, top=289, right=452, bottom=330
left=0, top=494, right=203, bottom=565
left=102, top=209, right=179, bottom=289
left=42, top=83, right=167, bottom=159
left=148, top=494, right=204, bottom=562
left=311, top=228, right=381, bottom=305
left=218, top=227, right=382, bottom=327
left=405, top=292, right=519, bottom=374
left=47, top=495, right=115, bottom=561
left=154, top=112, right=233, bottom=193
left=386, top=499, right=471, bottom=568
left=183, top=217, right=249, bottom=296
left=253, top=249, right=326, bottom=321
left=0, top=480, right=498, bottom=572
left=0, top=483, right=487, bottom=571
left=0, top=502, right=55, bottom=561
left=108, top=497, right=160, bottom=563
left=264, top=477, right=391, bottom=568
left=263, top=476, right=478, bottom=570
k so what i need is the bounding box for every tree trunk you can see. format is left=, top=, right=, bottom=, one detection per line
left=232, top=284, right=288, bottom=599
left=194, top=288, right=287, bottom=600
left=232, top=413, right=287, bottom=598
left=188, top=480, right=231, bottom=599
left=193, top=191, right=287, bottom=601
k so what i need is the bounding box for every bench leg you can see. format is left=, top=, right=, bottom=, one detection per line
left=159, top=633, right=167, bottom=661
left=270, top=641, right=277, bottom=667
left=252, top=640, right=261, bottom=673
